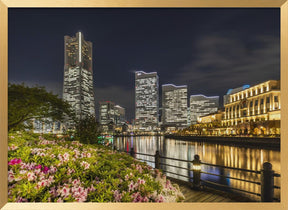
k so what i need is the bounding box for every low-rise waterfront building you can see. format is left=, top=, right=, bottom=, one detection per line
left=198, top=110, right=223, bottom=124
left=223, top=85, right=250, bottom=105
left=222, top=80, right=280, bottom=135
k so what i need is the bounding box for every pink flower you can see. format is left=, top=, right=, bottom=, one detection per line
left=60, top=186, right=70, bottom=198
left=137, top=178, right=145, bottom=185
left=49, top=187, right=57, bottom=197
left=49, top=166, right=57, bottom=173
left=8, top=170, right=15, bottom=182
left=36, top=180, right=49, bottom=189
left=155, top=195, right=164, bottom=203
left=63, top=153, right=69, bottom=161
left=8, top=144, right=18, bottom=151
left=128, top=181, right=136, bottom=192
left=131, top=192, right=144, bottom=202
left=88, top=184, right=95, bottom=193
left=16, top=196, right=28, bottom=202
left=42, top=166, right=49, bottom=174
left=113, top=190, right=122, bottom=202
left=57, top=198, right=63, bottom=202
left=57, top=154, right=63, bottom=161
left=136, top=164, right=143, bottom=173
left=34, top=164, right=42, bottom=169
left=142, top=197, right=149, bottom=202
left=80, top=161, right=90, bottom=170
left=72, top=179, right=80, bottom=186
left=27, top=172, right=36, bottom=181
left=8, top=158, right=22, bottom=165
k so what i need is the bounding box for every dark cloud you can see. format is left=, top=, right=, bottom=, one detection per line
left=175, top=34, right=280, bottom=98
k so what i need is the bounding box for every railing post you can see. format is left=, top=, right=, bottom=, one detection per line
left=155, top=150, right=160, bottom=169
left=192, top=154, right=201, bottom=190
left=130, top=147, right=135, bottom=158
left=261, top=162, right=274, bottom=202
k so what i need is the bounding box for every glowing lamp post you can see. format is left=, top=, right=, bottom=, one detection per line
left=192, top=154, right=201, bottom=190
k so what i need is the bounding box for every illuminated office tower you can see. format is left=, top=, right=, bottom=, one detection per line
left=63, top=32, right=95, bottom=121
left=135, top=71, right=159, bottom=131
left=114, top=105, right=126, bottom=126
left=99, top=101, right=115, bottom=125
left=190, top=95, right=219, bottom=124
left=162, top=84, right=188, bottom=128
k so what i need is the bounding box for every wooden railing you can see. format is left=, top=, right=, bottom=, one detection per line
left=120, top=147, right=280, bottom=202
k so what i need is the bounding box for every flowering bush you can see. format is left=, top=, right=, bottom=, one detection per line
left=8, top=132, right=185, bottom=203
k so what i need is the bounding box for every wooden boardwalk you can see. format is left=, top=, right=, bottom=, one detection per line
left=179, top=183, right=237, bottom=202
left=170, top=178, right=252, bottom=202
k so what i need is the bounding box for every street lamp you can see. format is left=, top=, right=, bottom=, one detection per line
left=192, top=154, right=201, bottom=190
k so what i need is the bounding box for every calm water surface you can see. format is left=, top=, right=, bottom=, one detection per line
left=114, top=136, right=280, bottom=201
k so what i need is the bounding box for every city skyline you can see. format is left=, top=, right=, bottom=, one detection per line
left=8, top=8, right=280, bottom=121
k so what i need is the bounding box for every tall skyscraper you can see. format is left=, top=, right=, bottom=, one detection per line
left=135, top=71, right=159, bottom=131
left=162, top=84, right=188, bottom=129
left=190, top=94, right=219, bottom=124
left=63, top=32, right=95, bottom=121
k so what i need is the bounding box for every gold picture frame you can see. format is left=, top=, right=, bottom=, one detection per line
left=1, top=0, right=287, bottom=209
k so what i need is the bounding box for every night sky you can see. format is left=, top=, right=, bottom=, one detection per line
left=8, top=8, right=280, bottom=122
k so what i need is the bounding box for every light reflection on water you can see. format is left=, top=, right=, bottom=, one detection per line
left=115, top=136, right=280, bottom=201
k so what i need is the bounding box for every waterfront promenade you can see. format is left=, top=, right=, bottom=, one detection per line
left=169, top=178, right=252, bottom=202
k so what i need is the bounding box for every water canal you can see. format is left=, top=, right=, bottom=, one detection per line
left=114, top=136, right=280, bottom=201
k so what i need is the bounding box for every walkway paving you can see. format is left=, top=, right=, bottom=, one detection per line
left=169, top=178, right=252, bottom=202
left=179, top=184, right=233, bottom=202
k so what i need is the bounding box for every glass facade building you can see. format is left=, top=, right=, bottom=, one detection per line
left=63, top=32, right=95, bottom=122
left=99, top=102, right=126, bottom=126
left=190, top=94, right=219, bottom=125
left=99, top=101, right=115, bottom=125
left=162, top=84, right=188, bottom=128
left=115, top=105, right=126, bottom=126
left=135, top=71, right=159, bottom=131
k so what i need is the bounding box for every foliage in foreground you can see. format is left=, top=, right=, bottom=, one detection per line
left=8, top=132, right=185, bottom=202
left=74, top=115, right=101, bottom=144
left=8, top=83, right=73, bottom=131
